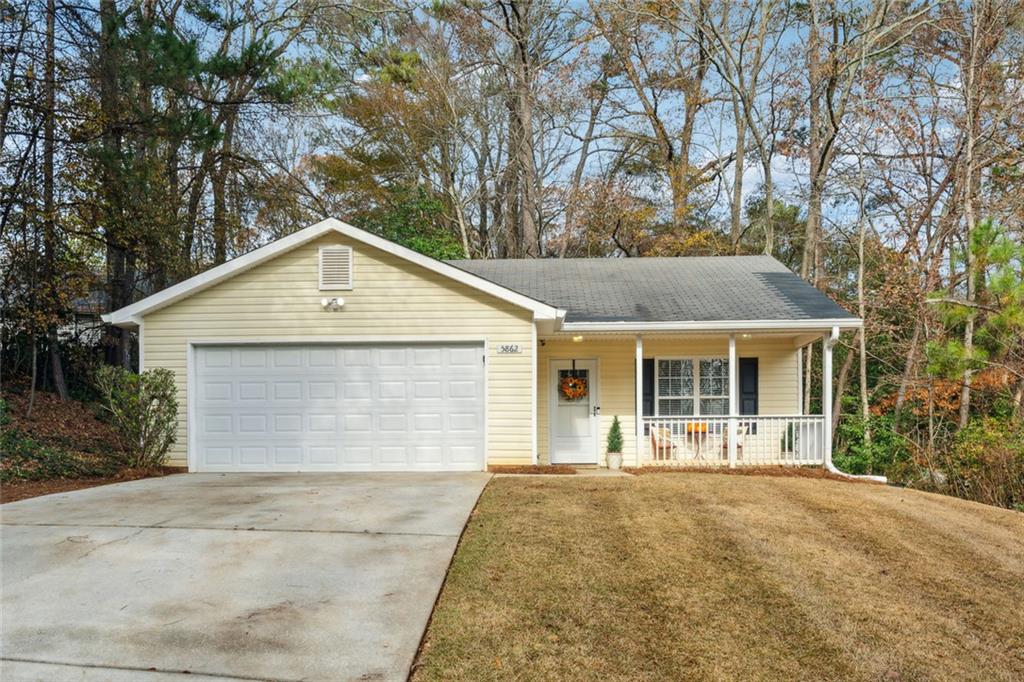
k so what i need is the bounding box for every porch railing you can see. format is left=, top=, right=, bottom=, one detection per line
left=641, top=415, right=826, bottom=467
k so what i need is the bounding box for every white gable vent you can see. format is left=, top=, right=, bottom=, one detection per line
left=319, top=245, right=353, bottom=290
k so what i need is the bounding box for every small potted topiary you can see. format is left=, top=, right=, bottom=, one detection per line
left=606, top=415, right=624, bottom=470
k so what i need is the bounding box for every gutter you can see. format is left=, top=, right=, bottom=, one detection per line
left=559, top=318, right=863, bottom=333
left=823, top=326, right=887, bottom=483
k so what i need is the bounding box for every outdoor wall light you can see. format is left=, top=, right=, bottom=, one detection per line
left=321, top=297, right=345, bottom=311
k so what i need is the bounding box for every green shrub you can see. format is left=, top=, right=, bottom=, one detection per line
left=833, top=413, right=912, bottom=478
left=1, top=429, right=117, bottom=481
left=943, top=418, right=1024, bottom=510
left=94, top=366, right=178, bottom=470
left=607, top=416, right=624, bottom=454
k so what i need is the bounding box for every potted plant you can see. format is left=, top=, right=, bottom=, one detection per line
left=606, top=416, right=624, bottom=470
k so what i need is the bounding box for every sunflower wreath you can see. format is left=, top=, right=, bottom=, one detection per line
left=559, top=374, right=588, bottom=401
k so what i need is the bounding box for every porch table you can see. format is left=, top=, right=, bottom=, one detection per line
left=686, top=421, right=709, bottom=459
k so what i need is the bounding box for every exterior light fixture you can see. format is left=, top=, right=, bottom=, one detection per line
left=321, top=297, right=345, bottom=311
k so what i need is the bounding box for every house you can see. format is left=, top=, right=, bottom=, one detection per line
left=103, top=218, right=861, bottom=474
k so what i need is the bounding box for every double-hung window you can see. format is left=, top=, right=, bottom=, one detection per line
left=699, top=358, right=729, bottom=415
left=656, top=359, right=693, bottom=416
left=655, top=357, right=729, bottom=416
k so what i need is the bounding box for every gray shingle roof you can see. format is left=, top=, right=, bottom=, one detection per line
left=447, top=255, right=856, bottom=323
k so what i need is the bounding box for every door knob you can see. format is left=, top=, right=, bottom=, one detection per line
left=592, top=405, right=601, bottom=417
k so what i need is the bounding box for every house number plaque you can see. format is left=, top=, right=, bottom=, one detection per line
left=497, top=344, right=523, bottom=354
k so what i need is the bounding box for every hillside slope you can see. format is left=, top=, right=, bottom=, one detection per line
left=415, top=474, right=1024, bottom=681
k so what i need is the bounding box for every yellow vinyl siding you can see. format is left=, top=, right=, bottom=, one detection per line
left=142, top=234, right=535, bottom=467
left=538, top=335, right=801, bottom=466
left=538, top=337, right=637, bottom=467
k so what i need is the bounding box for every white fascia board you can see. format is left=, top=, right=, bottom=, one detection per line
left=104, top=218, right=561, bottom=327
left=559, top=318, right=863, bottom=333
left=329, top=220, right=561, bottom=320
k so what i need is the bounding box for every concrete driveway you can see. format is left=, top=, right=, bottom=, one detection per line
left=1, top=472, right=490, bottom=682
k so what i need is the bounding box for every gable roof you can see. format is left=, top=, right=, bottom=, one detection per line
left=449, top=256, right=860, bottom=331
left=103, top=219, right=562, bottom=328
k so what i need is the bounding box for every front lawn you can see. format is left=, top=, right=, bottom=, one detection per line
left=413, top=474, right=1024, bottom=681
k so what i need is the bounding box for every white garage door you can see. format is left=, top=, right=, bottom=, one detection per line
left=193, top=343, right=486, bottom=472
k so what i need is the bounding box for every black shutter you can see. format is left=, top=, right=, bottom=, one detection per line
left=641, top=359, right=654, bottom=434
left=739, top=357, right=758, bottom=415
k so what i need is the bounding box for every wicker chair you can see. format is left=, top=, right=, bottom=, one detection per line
left=649, top=427, right=676, bottom=461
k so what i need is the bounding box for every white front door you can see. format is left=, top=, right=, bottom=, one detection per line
left=549, top=359, right=599, bottom=464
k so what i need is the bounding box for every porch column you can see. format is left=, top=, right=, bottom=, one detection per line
left=822, top=326, right=839, bottom=467
left=635, top=334, right=644, bottom=466
left=728, top=334, right=737, bottom=468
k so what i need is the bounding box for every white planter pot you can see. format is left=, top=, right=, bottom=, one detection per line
left=607, top=452, right=623, bottom=470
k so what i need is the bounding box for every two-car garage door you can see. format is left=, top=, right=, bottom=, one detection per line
left=193, top=343, right=485, bottom=472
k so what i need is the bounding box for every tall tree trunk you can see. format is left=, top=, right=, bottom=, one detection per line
left=730, top=96, right=746, bottom=254
left=99, top=0, right=131, bottom=368
left=26, top=338, right=38, bottom=418
left=801, top=0, right=822, bottom=283
left=506, top=0, right=539, bottom=257
left=212, top=113, right=236, bottom=264
left=832, top=344, right=855, bottom=433
left=958, top=9, right=982, bottom=429
left=43, top=0, right=67, bottom=400
left=560, top=88, right=604, bottom=258
left=856, top=163, right=869, bottom=444
left=762, top=158, right=774, bottom=256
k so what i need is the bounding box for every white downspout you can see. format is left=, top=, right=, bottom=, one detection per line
left=823, top=326, right=886, bottom=483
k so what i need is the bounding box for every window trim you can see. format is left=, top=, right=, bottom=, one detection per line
left=318, top=245, right=353, bottom=291
left=654, top=355, right=731, bottom=417
left=697, top=357, right=730, bottom=416
left=654, top=357, right=694, bottom=417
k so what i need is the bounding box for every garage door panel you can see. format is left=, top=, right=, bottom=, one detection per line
left=239, top=349, right=268, bottom=367
left=194, top=344, right=485, bottom=472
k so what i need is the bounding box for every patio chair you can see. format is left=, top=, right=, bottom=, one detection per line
left=649, top=427, right=676, bottom=461
left=721, top=423, right=748, bottom=461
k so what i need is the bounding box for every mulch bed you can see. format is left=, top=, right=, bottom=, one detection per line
left=0, top=468, right=186, bottom=504
left=488, top=465, right=577, bottom=475
left=623, top=464, right=875, bottom=483
left=4, top=388, right=116, bottom=455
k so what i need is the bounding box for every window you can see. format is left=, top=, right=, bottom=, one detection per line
left=655, top=357, right=729, bottom=416
left=699, top=358, right=729, bottom=415
left=319, top=246, right=353, bottom=290
left=656, top=359, right=693, bottom=416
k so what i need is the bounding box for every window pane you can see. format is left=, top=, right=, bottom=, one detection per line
left=658, top=398, right=693, bottom=416
left=659, top=398, right=683, bottom=416
left=658, top=359, right=693, bottom=398
left=701, top=358, right=727, bottom=378
left=700, top=398, right=728, bottom=415
left=699, top=358, right=728, bottom=396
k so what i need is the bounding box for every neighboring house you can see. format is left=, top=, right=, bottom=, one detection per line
left=104, top=218, right=861, bottom=474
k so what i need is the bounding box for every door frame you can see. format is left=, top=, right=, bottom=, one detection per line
left=547, top=357, right=600, bottom=465
left=186, top=336, right=489, bottom=472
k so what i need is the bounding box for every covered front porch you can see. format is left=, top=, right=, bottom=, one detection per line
left=536, top=326, right=846, bottom=470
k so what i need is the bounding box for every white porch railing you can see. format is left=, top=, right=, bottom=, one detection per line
left=641, top=415, right=826, bottom=467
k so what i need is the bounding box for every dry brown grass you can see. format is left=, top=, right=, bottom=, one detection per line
left=413, top=474, right=1024, bottom=682
left=488, top=464, right=577, bottom=475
